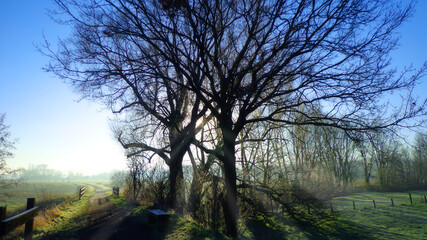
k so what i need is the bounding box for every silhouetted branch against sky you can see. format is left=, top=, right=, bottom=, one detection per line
left=41, top=0, right=427, bottom=237
left=44, top=0, right=426, bottom=133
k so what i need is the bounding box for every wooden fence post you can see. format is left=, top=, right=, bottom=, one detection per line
left=424, top=195, right=426, bottom=203
left=0, top=199, right=38, bottom=240
left=79, top=187, right=85, bottom=200
left=372, top=199, right=376, bottom=208
left=0, top=206, right=6, bottom=237
left=391, top=198, right=394, bottom=206
left=24, top=198, right=35, bottom=240
left=408, top=193, right=413, bottom=204
left=353, top=201, right=356, bottom=210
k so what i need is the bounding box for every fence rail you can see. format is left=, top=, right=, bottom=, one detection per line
left=0, top=198, right=38, bottom=240
left=327, top=192, right=427, bottom=213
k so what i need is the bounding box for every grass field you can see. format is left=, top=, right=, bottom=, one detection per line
left=0, top=181, right=111, bottom=239
left=332, top=190, right=427, bottom=210
left=0, top=181, right=87, bottom=216
left=0, top=181, right=112, bottom=213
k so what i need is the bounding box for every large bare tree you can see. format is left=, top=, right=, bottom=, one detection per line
left=45, top=0, right=426, bottom=237
left=44, top=0, right=207, bottom=210
left=179, top=0, right=425, bottom=236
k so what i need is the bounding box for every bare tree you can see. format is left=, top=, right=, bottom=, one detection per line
left=320, top=126, right=358, bottom=192
left=181, top=1, right=425, bottom=236
left=412, top=132, right=427, bottom=185
left=44, top=0, right=426, bottom=237
left=356, top=132, right=375, bottom=185
left=44, top=0, right=208, bottom=211
left=0, top=113, right=20, bottom=188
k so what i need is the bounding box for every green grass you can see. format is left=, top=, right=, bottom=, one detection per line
left=165, top=216, right=228, bottom=240
left=0, top=181, right=86, bottom=216
left=332, top=190, right=427, bottom=210
left=34, top=184, right=95, bottom=239
left=336, top=203, right=427, bottom=239
left=107, top=190, right=427, bottom=239
left=4, top=185, right=421, bottom=239
left=0, top=181, right=102, bottom=239
left=239, top=190, right=427, bottom=239
left=85, top=180, right=112, bottom=192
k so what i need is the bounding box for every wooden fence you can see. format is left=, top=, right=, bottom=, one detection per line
left=78, top=187, right=86, bottom=200
left=0, top=198, right=39, bottom=240
left=327, top=192, right=427, bottom=213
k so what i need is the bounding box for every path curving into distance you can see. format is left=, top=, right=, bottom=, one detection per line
left=80, top=184, right=129, bottom=240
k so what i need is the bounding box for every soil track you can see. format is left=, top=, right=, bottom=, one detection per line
left=78, top=185, right=170, bottom=240
left=41, top=184, right=170, bottom=239
left=79, top=187, right=129, bottom=240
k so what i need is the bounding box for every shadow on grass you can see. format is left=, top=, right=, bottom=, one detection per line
left=287, top=210, right=374, bottom=240
left=245, top=215, right=290, bottom=240
left=243, top=209, right=378, bottom=240
left=108, top=209, right=175, bottom=240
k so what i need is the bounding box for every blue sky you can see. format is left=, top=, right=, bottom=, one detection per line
left=0, top=0, right=426, bottom=175
left=0, top=1, right=127, bottom=175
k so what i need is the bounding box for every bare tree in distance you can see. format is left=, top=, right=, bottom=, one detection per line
left=43, top=0, right=426, bottom=237
left=411, top=132, right=427, bottom=185
left=0, top=113, right=20, bottom=188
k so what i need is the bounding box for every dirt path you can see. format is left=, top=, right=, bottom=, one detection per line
left=84, top=187, right=172, bottom=239
left=41, top=184, right=169, bottom=240
left=80, top=186, right=129, bottom=240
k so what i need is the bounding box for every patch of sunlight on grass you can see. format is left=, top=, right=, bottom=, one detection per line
left=165, top=216, right=228, bottom=240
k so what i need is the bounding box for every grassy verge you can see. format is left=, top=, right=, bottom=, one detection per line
left=33, top=184, right=95, bottom=239
left=1, top=183, right=94, bottom=240
left=0, top=181, right=85, bottom=216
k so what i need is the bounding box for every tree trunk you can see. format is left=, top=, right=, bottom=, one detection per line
left=220, top=123, right=238, bottom=238
left=167, top=159, right=184, bottom=210
left=167, top=127, right=193, bottom=211
left=364, top=168, right=371, bottom=185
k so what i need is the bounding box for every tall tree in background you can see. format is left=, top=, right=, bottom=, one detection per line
left=412, top=132, right=427, bottom=185
left=44, top=0, right=426, bottom=237
left=0, top=113, right=19, bottom=188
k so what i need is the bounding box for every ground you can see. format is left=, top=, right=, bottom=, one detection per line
left=38, top=184, right=173, bottom=240
left=23, top=186, right=426, bottom=239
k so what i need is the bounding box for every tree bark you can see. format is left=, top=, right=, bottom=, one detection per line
left=220, top=121, right=238, bottom=238
left=167, top=127, right=192, bottom=211
left=167, top=157, right=184, bottom=211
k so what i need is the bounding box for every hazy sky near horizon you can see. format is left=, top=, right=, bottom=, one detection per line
left=1, top=1, right=426, bottom=175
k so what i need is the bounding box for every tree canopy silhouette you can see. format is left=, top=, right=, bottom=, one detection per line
left=44, top=0, right=426, bottom=237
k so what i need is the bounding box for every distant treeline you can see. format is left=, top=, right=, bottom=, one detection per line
left=14, top=164, right=118, bottom=181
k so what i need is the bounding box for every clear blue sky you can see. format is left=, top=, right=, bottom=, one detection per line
left=0, top=1, right=426, bottom=175
left=0, top=0, right=127, bottom=175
